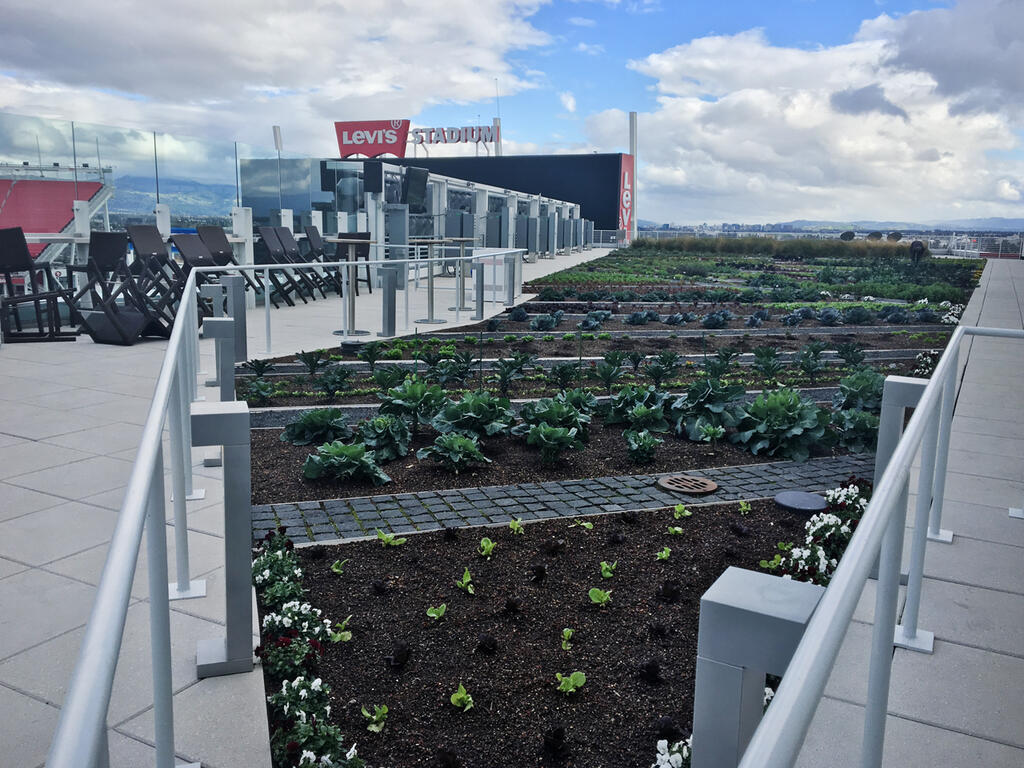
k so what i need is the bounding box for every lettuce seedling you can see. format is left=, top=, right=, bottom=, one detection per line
left=600, top=561, right=617, bottom=579
left=555, top=671, right=587, bottom=695
left=588, top=587, right=612, bottom=606
left=656, top=546, right=672, bottom=561
left=509, top=518, right=525, bottom=535
left=361, top=703, right=388, bottom=733
left=478, top=537, right=496, bottom=558
left=561, top=628, right=574, bottom=651
left=570, top=518, right=594, bottom=530
left=426, top=603, right=447, bottom=621
left=667, top=526, right=684, bottom=535
left=376, top=528, right=407, bottom=547
left=330, top=558, right=349, bottom=575
left=450, top=683, right=474, bottom=711
left=455, top=567, right=475, bottom=595
left=738, top=500, right=752, bottom=515
left=329, top=614, right=353, bottom=643
left=673, top=504, right=692, bottom=519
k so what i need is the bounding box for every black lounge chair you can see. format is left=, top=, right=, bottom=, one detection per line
left=275, top=227, right=329, bottom=299
left=67, top=231, right=149, bottom=345
left=302, top=226, right=344, bottom=294
left=196, top=226, right=263, bottom=294
left=255, top=227, right=309, bottom=307
left=126, top=225, right=186, bottom=338
left=0, top=226, right=78, bottom=342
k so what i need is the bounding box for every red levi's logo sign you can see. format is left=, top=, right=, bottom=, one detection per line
left=618, top=154, right=635, bottom=233
left=335, top=120, right=410, bottom=158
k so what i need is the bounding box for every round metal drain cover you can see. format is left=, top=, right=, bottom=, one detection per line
left=774, top=490, right=827, bottom=514
left=656, top=474, right=718, bottom=495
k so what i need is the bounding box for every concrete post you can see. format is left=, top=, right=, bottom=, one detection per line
left=155, top=204, right=171, bottom=239
left=223, top=275, right=247, bottom=362
left=692, top=567, right=824, bottom=768
left=192, top=401, right=253, bottom=678
left=201, top=318, right=236, bottom=404
left=378, top=264, right=399, bottom=338
left=231, top=207, right=255, bottom=310
left=472, top=260, right=485, bottom=320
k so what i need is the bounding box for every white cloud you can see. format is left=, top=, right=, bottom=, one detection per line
left=568, top=16, right=596, bottom=26
left=0, top=0, right=551, bottom=156
left=575, top=42, right=606, bottom=55
left=583, top=1, right=1024, bottom=224
left=559, top=91, right=577, bottom=113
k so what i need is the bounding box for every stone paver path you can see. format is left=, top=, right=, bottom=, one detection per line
left=254, top=454, right=874, bottom=543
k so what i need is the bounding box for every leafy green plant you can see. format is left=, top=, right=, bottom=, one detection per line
left=603, top=350, right=627, bottom=368
left=668, top=378, right=744, bottom=440
left=356, top=341, right=384, bottom=372
left=588, top=587, right=612, bottom=605
left=600, top=561, right=617, bottom=579
left=556, top=388, right=600, bottom=415
left=316, top=366, right=352, bottom=396
left=372, top=364, right=408, bottom=391
left=361, top=703, right=388, bottom=733
left=570, top=519, right=594, bottom=530
left=525, top=423, right=583, bottom=464
left=515, top=398, right=590, bottom=437
left=357, top=414, right=411, bottom=462
left=796, top=346, right=826, bottom=384
left=455, top=566, right=475, bottom=595
left=642, top=361, right=675, bottom=388
left=330, top=559, right=349, bottom=575
left=605, top=385, right=669, bottom=425
left=243, top=358, right=276, bottom=378
left=242, top=378, right=275, bottom=406
left=561, top=628, right=574, bottom=651
left=725, top=388, right=830, bottom=462
left=281, top=408, right=354, bottom=446
left=426, top=603, right=447, bottom=620
left=625, top=429, right=663, bottom=463
left=833, top=368, right=885, bottom=412
left=490, top=357, right=525, bottom=397
left=302, top=442, right=391, bottom=485
left=509, top=518, right=525, bottom=535
left=416, top=433, right=491, bottom=474
left=674, top=504, right=691, bottom=519
left=836, top=342, right=866, bottom=367
left=376, top=528, right=407, bottom=547
left=297, top=349, right=329, bottom=377
left=667, top=526, right=684, bottom=535
left=752, top=345, right=785, bottom=382
left=699, top=423, right=726, bottom=444
left=656, top=546, right=672, bottom=561
left=626, top=350, right=647, bottom=372
left=628, top=403, right=670, bottom=433
left=379, top=375, right=446, bottom=437
left=595, top=361, right=624, bottom=393
left=450, top=683, right=474, bottom=711
left=477, top=537, right=496, bottom=558
left=555, top=671, right=587, bottom=695
left=738, top=501, right=752, bottom=515
left=329, top=615, right=353, bottom=642
left=831, top=409, right=880, bottom=452
left=431, top=390, right=515, bottom=439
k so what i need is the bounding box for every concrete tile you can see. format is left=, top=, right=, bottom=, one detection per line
left=24, top=386, right=125, bottom=411
left=45, top=527, right=225, bottom=601
left=0, top=440, right=92, bottom=480
left=107, top=730, right=159, bottom=768
left=0, top=685, right=61, bottom=768
left=0, top=556, right=27, bottom=580
left=907, top=495, right=1024, bottom=548
left=916, top=578, right=1024, bottom=657
left=946, top=432, right=1024, bottom=459
left=0, top=569, right=95, bottom=660
left=922, top=535, right=1023, bottom=594
left=0, top=482, right=64, bottom=521
left=939, top=471, right=1023, bottom=510
left=44, top=421, right=146, bottom=456
left=7, top=455, right=133, bottom=501
left=0, top=432, right=27, bottom=449
left=0, top=502, right=118, bottom=565
left=889, top=640, right=1024, bottom=748
left=0, top=403, right=110, bottom=440
left=822, top=619, right=873, bottom=706
left=797, top=696, right=1024, bottom=768
left=852, top=578, right=906, bottom=625
left=0, top=601, right=215, bottom=724
left=118, top=665, right=272, bottom=768
left=951, top=415, right=1024, bottom=440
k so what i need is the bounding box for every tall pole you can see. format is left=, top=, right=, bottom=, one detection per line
left=153, top=132, right=160, bottom=204
left=234, top=141, right=241, bottom=207
left=273, top=125, right=283, bottom=212
left=494, top=78, right=503, bottom=157
left=629, top=111, right=638, bottom=241
left=71, top=121, right=79, bottom=199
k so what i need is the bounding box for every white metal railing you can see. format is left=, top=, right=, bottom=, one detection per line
left=738, top=323, right=1024, bottom=768
left=44, top=244, right=531, bottom=767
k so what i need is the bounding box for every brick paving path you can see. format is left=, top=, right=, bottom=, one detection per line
left=254, top=453, right=874, bottom=543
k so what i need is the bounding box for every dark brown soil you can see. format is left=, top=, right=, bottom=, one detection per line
left=292, top=498, right=802, bottom=768
left=251, top=417, right=780, bottom=505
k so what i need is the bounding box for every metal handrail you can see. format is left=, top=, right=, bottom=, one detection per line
left=45, top=245, right=528, bottom=767
left=739, top=324, right=1024, bottom=768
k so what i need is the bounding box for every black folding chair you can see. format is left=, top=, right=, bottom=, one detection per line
left=67, top=231, right=149, bottom=345
left=197, top=226, right=263, bottom=293
left=341, top=232, right=373, bottom=296
left=302, top=226, right=344, bottom=294
left=275, top=227, right=328, bottom=299
left=0, top=226, right=78, bottom=342
left=255, top=227, right=308, bottom=307
left=126, top=225, right=185, bottom=338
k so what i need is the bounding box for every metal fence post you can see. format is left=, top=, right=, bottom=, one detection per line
left=504, top=253, right=517, bottom=307
left=223, top=275, right=247, bottom=363
left=928, top=359, right=957, bottom=542
left=192, top=400, right=254, bottom=678
left=472, top=259, right=485, bottom=321
left=201, top=318, right=236, bottom=404
left=263, top=267, right=272, bottom=355
left=894, top=409, right=939, bottom=654
left=167, top=369, right=206, bottom=602
left=861, top=477, right=909, bottom=768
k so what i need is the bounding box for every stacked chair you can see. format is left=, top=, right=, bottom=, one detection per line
left=0, top=226, right=78, bottom=342
left=124, top=225, right=188, bottom=339
left=275, top=227, right=330, bottom=299
left=197, top=226, right=263, bottom=294
left=254, top=226, right=312, bottom=308
left=67, top=231, right=150, bottom=346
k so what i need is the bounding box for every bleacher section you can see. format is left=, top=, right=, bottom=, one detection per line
left=0, top=179, right=103, bottom=257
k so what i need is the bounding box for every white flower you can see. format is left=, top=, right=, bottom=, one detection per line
left=300, top=750, right=316, bottom=764
left=346, top=744, right=359, bottom=759
left=311, top=678, right=322, bottom=691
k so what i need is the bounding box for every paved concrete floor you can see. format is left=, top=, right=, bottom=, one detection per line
left=797, top=258, right=1024, bottom=767
left=0, top=247, right=609, bottom=767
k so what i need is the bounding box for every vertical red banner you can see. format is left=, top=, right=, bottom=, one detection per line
left=618, top=154, right=634, bottom=236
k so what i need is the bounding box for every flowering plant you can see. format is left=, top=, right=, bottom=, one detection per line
left=263, top=601, right=332, bottom=643
left=651, top=736, right=692, bottom=768
left=940, top=303, right=965, bottom=325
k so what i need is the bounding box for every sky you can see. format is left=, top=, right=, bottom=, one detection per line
left=0, top=0, right=1022, bottom=224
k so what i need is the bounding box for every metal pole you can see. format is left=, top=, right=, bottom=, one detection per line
left=861, top=478, right=908, bottom=768
left=346, top=243, right=357, bottom=332
left=234, top=141, right=241, bottom=208
left=895, top=408, right=939, bottom=653
left=71, top=121, right=79, bottom=199
left=928, top=355, right=957, bottom=543
left=146, top=447, right=176, bottom=768
left=492, top=255, right=497, bottom=306
left=153, top=132, right=160, bottom=204
left=166, top=371, right=204, bottom=599
left=263, top=267, right=272, bottom=355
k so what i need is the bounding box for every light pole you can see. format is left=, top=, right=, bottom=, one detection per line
left=272, top=125, right=283, bottom=211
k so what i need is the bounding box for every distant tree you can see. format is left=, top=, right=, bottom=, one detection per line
left=887, top=231, right=902, bottom=242
left=866, top=231, right=883, bottom=241
left=839, top=231, right=855, bottom=241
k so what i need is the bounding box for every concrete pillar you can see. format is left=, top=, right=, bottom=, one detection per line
left=231, top=207, right=255, bottom=309
left=155, top=203, right=171, bottom=239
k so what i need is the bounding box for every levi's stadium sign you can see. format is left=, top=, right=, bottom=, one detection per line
left=334, top=119, right=499, bottom=159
